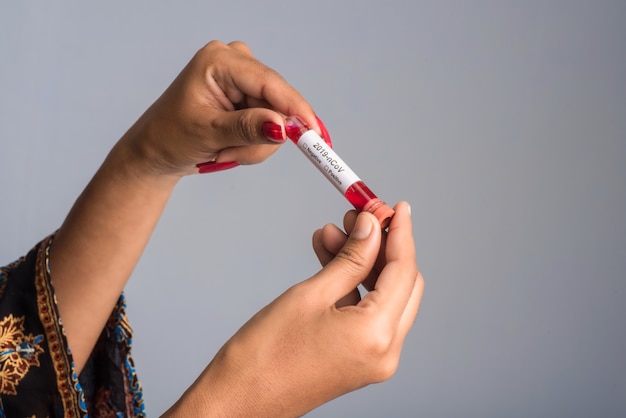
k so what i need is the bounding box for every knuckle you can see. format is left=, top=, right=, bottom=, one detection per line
left=235, top=113, right=257, bottom=144
left=200, top=40, right=227, bottom=54
left=259, top=68, right=287, bottom=95
left=196, top=41, right=231, bottom=71
left=227, top=40, right=252, bottom=55
left=364, top=325, right=394, bottom=357
left=350, top=323, right=398, bottom=383
left=215, top=113, right=256, bottom=145
left=371, top=357, right=400, bottom=383
left=334, top=245, right=370, bottom=274
left=284, top=281, right=317, bottom=311
left=259, top=65, right=281, bottom=80
left=228, top=40, right=247, bottom=48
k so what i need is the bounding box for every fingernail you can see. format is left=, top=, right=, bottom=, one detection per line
left=196, top=161, right=240, bottom=174
left=352, top=213, right=374, bottom=240
left=315, top=115, right=333, bottom=147
left=262, top=122, right=285, bottom=142
left=407, top=203, right=412, bottom=215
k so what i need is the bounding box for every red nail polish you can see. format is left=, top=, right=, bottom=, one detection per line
left=196, top=161, right=240, bottom=174
left=315, top=115, right=333, bottom=148
left=262, top=122, right=285, bottom=142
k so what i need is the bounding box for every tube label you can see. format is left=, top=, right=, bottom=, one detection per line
left=296, top=130, right=361, bottom=194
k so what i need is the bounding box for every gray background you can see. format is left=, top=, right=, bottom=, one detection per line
left=1, top=1, right=625, bottom=417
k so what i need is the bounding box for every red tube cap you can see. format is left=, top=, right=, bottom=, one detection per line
left=363, top=199, right=395, bottom=229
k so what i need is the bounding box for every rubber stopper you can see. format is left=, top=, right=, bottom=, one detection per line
left=364, top=199, right=395, bottom=229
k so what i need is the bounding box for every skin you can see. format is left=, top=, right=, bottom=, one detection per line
left=163, top=203, right=424, bottom=417
left=47, top=40, right=424, bottom=416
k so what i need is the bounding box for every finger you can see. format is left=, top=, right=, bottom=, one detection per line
left=313, top=224, right=381, bottom=294
left=320, top=223, right=348, bottom=256
left=312, top=228, right=327, bottom=264
left=343, top=210, right=358, bottom=235
left=227, top=40, right=254, bottom=57
left=312, top=224, right=348, bottom=267
left=201, top=42, right=321, bottom=135
left=210, top=107, right=288, bottom=164
left=215, top=144, right=280, bottom=165
left=358, top=202, right=418, bottom=323
left=381, top=202, right=416, bottom=276
left=312, top=226, right=363, bottom=308
left=312, top=227, right=337, bottom=267
left=344, top=209, right=387, bottom=292
left=381, top=269, right=424, bottom=372
left=212, top=107, right=286, bottom=146
left=397, top=270, right=425, bottom=338
left=239, top=97, right=275, bottom=113
left=364, top=228, right=388, bottom=291
left=307, top=212, right=381, bottom=305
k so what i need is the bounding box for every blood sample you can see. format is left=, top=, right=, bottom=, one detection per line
left=285, top=115, right=395, bottom=228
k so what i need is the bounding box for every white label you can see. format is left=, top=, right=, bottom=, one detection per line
left=296, top=130, right=361, bottom=194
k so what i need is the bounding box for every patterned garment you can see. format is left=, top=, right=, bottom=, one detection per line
left=0, top=236, right=145, bottom=417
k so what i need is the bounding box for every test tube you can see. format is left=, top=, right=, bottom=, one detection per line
left=285, top=115, right=395, bottom=228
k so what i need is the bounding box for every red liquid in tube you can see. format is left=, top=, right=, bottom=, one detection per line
left=285, top=116, right=395, bottom=228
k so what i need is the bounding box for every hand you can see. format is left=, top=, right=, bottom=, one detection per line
left=120, top=40, right=320, bottom=177
left=165, top=202, right=424, bottom=417
left=312, top=206, right=390, bottom=307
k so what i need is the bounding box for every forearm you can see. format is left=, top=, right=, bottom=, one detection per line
left=49, top=121, right=180, bottom=373
left=161, top=349, right=293, bottom=418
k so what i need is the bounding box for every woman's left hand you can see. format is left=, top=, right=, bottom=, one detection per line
left=120, top=40, right=321, bottom=177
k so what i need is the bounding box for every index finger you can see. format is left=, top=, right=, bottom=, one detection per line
left=206, top=41, right=321, bottom=134
left=359, top=202, right=418, bottom=321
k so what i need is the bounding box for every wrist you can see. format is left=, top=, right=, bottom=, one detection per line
left=108, top=114, right=186, bottom=189
left=163, top=347, right=284, bottom=418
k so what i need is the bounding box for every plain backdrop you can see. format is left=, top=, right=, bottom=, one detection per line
left=1, top=1, right=625, bottom=417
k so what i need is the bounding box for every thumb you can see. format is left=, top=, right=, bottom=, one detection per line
left=212, top=108, right=287, bottom=165
left=215, top=108, right=286, bottom=148
left=308, top=212, right=382, bottom=305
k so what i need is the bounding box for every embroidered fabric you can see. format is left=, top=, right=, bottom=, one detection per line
left=0, top=236, right=145, bottom=417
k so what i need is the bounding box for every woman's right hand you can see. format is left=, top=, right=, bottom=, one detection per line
left=164, top=202, right=424, bottom=417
